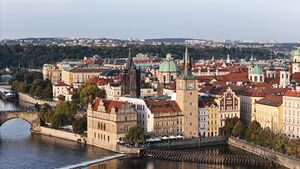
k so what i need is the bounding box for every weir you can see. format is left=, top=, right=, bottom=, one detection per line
left=140, top=147, right=280, bottom=168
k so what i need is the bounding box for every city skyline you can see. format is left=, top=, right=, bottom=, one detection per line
left=1, top=0, right=300, bottom=41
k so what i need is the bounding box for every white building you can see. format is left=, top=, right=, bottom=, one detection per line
left=282, top=91, right=300, bottom=139
left=119, top=97, right=154, bottom=133
left=52, top=81, right=69, bottom=101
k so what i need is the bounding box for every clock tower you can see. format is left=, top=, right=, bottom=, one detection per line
left=176, top=46, right=199, bottom=138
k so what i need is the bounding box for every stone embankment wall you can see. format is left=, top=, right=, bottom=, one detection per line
left=18, top=92, right=57, bottom=107
left=39, top=127, right=86, bottom=143
left=228, top=137, right=300, bottom=169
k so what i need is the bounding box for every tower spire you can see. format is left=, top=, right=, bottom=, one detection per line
left=178, top=45, right=195, bottom=80
left=125, top=48, right=134, bottom=70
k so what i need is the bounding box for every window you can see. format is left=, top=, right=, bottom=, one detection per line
left=108, top=136, right=110, bottom=142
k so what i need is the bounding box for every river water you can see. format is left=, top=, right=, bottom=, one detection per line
left=0, top=100, right=279, bottom=169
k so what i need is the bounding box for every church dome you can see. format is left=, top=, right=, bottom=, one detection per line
left=249, top=65, right=263, bottom=74
left=158, top=54, right=180, bottom=73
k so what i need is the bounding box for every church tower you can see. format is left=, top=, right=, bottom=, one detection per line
left=120, top=48, right=141, bottom=97
left=280, top=60, right=290, bottom=88
left=176, top=46, right=199, bottom=138
left=266, top=56, right=276, bottom=78
left=292, top=49, right=300, bottom=74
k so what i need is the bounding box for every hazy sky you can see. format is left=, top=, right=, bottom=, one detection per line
left=1, top=0, right=300, bottom=41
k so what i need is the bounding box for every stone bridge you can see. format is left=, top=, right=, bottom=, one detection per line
left=0, top=111, right=40, bottom=132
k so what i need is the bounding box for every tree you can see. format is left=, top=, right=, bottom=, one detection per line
left=232, top=120, right=246, bottom=138
left=38, top=103, right=52, bottom=126
left=72, top=116, right=87, bottom=134
left=51, top=113, right=69, bottom=129
left=224, top=117, right=239, bottom=136
left=33, top=86, right=42, bottom=97
left=125, top=125, right=145, bottom=146
left=55, top=101, right=77, bottom=123
left=79, top=82, right=106, bottom=107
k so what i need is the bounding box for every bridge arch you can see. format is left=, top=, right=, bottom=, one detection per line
left=0, top=111, right=41, bottom=132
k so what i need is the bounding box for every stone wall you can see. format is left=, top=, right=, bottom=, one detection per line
left=18, top=92, right=57, bottom=107
left=39, top=127, right=86, bottom=143
left=228, top=137, right=300, bottom=169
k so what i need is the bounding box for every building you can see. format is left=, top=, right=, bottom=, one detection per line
left=207, top=101, right=220, bottom=137
left=120, top=49, right=141, bottom=97
left=146, top=100, right=184, bottom=137
left=279, top=61, right=290, bottom=88
left=105, top=83, right=122, bottom=101
left=176, top=46, right=199, bottom=138
left=248, top=65, right=265, bottom=82
left=157, top=54, right=180, bottom=84
left=198, top=97, right=215, bottom=137
left=255, top=95, right=283, bottom=133
left=291, top=49, right=300, bottom=74
left=215, top=87, right=240, bottom=134
left=61, top=68, right=104, bottom=86
left=52, top=81, right=70, bottom=101
left=282, top=91, right=300, bottom=139
left=43, top=63, right=62, bottom=83
left=87, top=98, right=137, bottom=151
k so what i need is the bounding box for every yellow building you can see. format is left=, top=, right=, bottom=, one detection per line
left=62, top=68, right=104, bottom=86
left=207, top=101, right=219, bottom=137
left=255, top=95, right=283, bottom=133
left=87, top=98, right=137, bottom=151
left=145, top=100, right=184, bottom=137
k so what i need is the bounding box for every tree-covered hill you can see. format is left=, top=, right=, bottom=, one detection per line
left=0, top=44, right=273, bottom=68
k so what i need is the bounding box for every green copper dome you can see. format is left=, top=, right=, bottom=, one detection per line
left=158, top=54, right=180, bottom=73
left=250, top=65, right=263, bottom=74
left=292, top=49, right=300, bottom=56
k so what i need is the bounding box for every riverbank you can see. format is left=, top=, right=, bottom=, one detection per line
left=228, top=137, right=300, bottom=169
left=37, top=126, right=86, bottom=143
left=18, top=92, right=57, bottom=107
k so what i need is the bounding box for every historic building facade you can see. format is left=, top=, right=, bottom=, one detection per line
left=87, top=98, right=137, bottom=151
left=282, top=91, right=300, bottom=139
left=176, top=47, right=199, bottom=138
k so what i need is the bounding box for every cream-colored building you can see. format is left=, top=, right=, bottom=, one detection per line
left=87, top=98, right=137, bottom=151
left=105, top=83, right=122, bottom=101
left=61, top=68, right=103, bottom=86
left=43, top=64, right=62, bottom=83
left=255, top=95, right=283, bottom=133
left=176, top=47, right=199, bottom=138
left=282, top=91, right=300, bottom=139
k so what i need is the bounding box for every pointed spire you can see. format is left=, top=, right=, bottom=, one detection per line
left=178, top=45, right=195, bottom=80
left=183, top=45, right=189, bottom=75
left=125, top=48, right=135, bottom=70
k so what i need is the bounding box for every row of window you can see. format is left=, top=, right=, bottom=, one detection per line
left=93, top=132, right=110, bottom=142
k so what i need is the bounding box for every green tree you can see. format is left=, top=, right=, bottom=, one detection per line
left=79, top=82, right=106, bottom=107
left=125, top=125, right=145, bottom=146
left=51, top=113, right=69, bottom=129
left=33, top=86, right=43, bottom=97
left=72, top=116, right=87, bottom=134
left=232, top=120, right=246, bottom=138
left=224, top=117, right=239, bottom=136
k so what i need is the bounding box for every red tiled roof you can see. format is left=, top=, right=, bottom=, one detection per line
left=284, top=90, right=300, bottom=97
left=145, top=100, right=181, bottom=114
left=256, top=95, right=282, bottom=107
left=92, top=98, right=125, bottom=113
left=54, top=81, right=69, bottom=87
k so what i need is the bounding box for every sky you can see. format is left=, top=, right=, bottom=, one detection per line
left=0, top=0, right=300, bottom=41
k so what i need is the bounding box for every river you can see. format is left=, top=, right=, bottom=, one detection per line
left=0, top=100, right=280, bottom=169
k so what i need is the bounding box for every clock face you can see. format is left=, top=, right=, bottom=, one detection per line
left=188, top=83, right=194, bottom=89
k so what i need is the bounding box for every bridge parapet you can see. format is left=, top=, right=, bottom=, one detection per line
left=0, top=111, right=41, bottom=132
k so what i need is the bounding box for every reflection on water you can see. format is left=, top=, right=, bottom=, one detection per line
left=0, top=119, right=115, bottom=169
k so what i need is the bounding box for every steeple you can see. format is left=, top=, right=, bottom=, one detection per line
left=178, top=46, right=195, bottom=80
left=125, top=48, right=135, bottom=70
left=226, top=54, right=231, bottom=63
